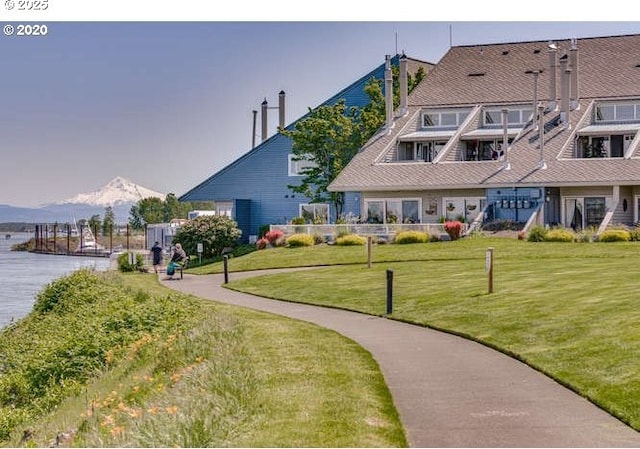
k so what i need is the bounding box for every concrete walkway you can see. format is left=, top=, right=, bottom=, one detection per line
left=161, top=270, right=640, bottom=447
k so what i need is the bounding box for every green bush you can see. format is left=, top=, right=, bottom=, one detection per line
left=599, top=229, right=631, bottom=242
left=527, top=225, right=548, bottom=242
left=394, top=231, right=429, bottom=244
left=291, top=216, right=306, bottom=225
left=629, top=226, right=640, bottom=241
left=335, top=234, right=366, bottom=246
left=286, top=234, right=315, bottom=247
left=544, top=228, right=575, bottom=242
left=117, top=252, right=144, bottom=272
left=173, top=215, right=242, bottom=258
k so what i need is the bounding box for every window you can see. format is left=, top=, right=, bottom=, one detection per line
left=595, top=102, right=640, bottom=122
left=565, top=197, right=607, bottom=231
left=421, top=109, right=470, bottom=128
left=465, top=139, right=510, bottom=161
left=288, top=154, right=318, bottom=176
left=299, top=204, right=329, bottom=224
left=397, top=141, right=445, bottom=162
left=365, top=199, right=421, bottom=224
left=484, top=107, right=532, bottom=127
left=576, top=135, right=630, bottom=158
left=216, top=202, right=233, bottom=217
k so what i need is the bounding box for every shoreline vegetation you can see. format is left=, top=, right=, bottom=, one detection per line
left=0, top=270, right=406, bottom=447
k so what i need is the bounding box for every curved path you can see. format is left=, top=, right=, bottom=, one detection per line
left=161, top=270, right=640, bottom=447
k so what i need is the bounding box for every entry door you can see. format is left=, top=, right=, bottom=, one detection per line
left=564, top=197, right=606, bottom=231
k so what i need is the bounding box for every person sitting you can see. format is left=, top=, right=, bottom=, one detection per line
left=165, top=243, right=187, bottom=280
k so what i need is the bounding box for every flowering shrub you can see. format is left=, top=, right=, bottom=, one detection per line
left=256, top=237, right=270, bottom=250
left=264, top=230, right=285, bottom=246
left=443, top=221, right=463, bottom=240
left=286, top=233, right=315, bottom=247
left=172, top=215, right=241, bottom=257
left=545, top=228, right=575, bottom=242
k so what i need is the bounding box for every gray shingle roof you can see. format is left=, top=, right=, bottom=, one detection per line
left=329, top=34, right=640, bottom=193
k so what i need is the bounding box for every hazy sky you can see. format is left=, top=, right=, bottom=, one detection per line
left=1, top=2, right=638, bottom=206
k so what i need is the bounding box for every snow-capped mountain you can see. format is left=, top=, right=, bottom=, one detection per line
left=59, top=176, right=165, bottom=206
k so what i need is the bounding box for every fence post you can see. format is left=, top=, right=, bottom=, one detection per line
left=386, top=269, right=393, bottom=315
left=367, top=236, right=373, bottom=268
left=486, top=247, right=494, bottom=294
left=223, top=255, right=229, bottom=284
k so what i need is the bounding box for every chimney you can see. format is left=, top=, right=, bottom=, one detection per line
left=399, top=53, right=408, bottom=116
left=569, top=38, right=579, bottom=110
left=278, top=90, right=285, bottom=130
left=547, top=42, right=558, bottom=111
left=261, top=98, right=268, bottom=142
left=559, top=54, right=570, bottom=127
left=252, top=110, right=257, bottom=148
left=385, top=55, right=393, bottom=130
left=538, top=104, right=547, bottom=169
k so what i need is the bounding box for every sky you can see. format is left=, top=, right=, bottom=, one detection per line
left=1, top=1, right=639, bottom=206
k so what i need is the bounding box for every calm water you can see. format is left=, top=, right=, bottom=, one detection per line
left=0, top=232, right=111, bottom=329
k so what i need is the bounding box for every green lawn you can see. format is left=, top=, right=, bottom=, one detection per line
left=222, top=237, right=640, bottom=430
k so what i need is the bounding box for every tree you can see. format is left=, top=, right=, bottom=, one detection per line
left=163, top=193, right=191, bottom=222
left=172, top=215, right=242, bottom=258
left=102, top=206, right=115, bottom=236
left=128, top=197, right=164, bottom=230
left=283, top=63, right=427, bottom=220
left=88, top=214, right=102, bottom=235
left=282, top=99, right=362, bottom=218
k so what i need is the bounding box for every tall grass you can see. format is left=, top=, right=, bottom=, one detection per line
left=0, top=271, right=405, bottom=447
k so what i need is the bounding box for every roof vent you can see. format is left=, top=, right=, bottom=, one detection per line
left=468, top=72, right=486, bottom=77
left=635, top=64, right=640, bottom=68
left=502, top=50, right=509, bottom=56
left=533, top=49, right=541, bottom=54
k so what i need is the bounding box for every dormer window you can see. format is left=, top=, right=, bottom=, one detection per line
left=483, top=106, right=532, bottom=127
left=595, top=102, right=640, bottom=122
left=421, top=108, right=471, bottom=128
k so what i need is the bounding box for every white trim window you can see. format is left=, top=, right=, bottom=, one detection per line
left=421, top=109, right=471, bottom=128
left=483, top=106, right=532, bottom=127
left=288, top=154, right=318, bottom=176
left=300, top=203, right=329, bottom=224
left=397, top=141, right=446, bottom=162
left=576, top=135, right=633, bottom=158
left=595, top=102, right=640, bottom=123
left=365, top=198, right=421, bottom=224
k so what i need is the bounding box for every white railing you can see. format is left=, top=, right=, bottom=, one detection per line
left=269, top=223, right=468, bottom=240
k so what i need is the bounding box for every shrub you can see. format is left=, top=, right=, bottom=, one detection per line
left=336, top=234, right=366, bottom=246
left=258, top=224, right=270, bottom=238
left=256, top=237, right=269, bottom=250
left=291, top=216, right=306, bottom=225
left=286, top=233, right=315, bottom=247
left=443, top=221, right=463, bottom=240
left=599, top=229, right=631, bottom=242
left=394, top=231, right=429, bottom=244
left=173, top=215, right=242, bottom=258
left=264, top=229, right=285, bottom=247
left=629, top=226, right=640, bottom=241
left=527, top=225, right=548, bottom=242
left=545, top=228, right=575, bottom=242
left=117, top=252, right=144, bottom=272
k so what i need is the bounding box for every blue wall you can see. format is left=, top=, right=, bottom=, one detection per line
left=180, top=58, right=395, bottom=239
left=486, top=187, right=543, bottom=223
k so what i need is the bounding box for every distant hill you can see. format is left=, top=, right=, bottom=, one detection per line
left=0, top=177, right=165, bottom=224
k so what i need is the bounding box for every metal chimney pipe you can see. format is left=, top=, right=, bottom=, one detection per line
left=559, top=54, right=570, bottom=126
left=385, top=55, right=393, bottom=130
left=538, top=104, right=547, bottom=169
left=548, top=42, right=558, bottom=110
left=569, top=38, right=579, bottom=110
left=532, top=70, right=540, bottom=129
left=501, top=108, right=510, bottom=170
left=278, top=90, right=285, bottom=130
left=252, top=110, right=257, bottom=148
left=399, top=53, right=408, bottom=116
left=261, top=98, right=268, bottom=142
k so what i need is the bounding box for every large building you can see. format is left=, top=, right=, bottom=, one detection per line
left=330, top=34, right=640, bottom=233
left=180, top=55, right=432, bottom=242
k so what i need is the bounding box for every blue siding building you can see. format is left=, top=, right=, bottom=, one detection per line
left=180, top=55, right=431, bottom=242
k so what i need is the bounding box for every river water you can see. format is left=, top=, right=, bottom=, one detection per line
left=0, top=232, right=111, bottom=330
